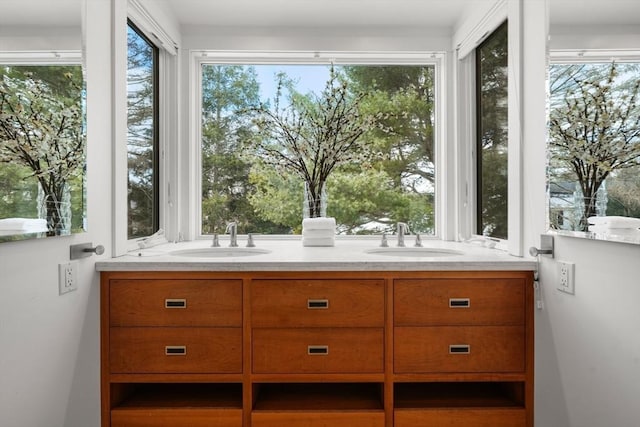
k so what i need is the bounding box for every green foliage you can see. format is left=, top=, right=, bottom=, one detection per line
left=127, top=25, right=156, bottom=238
left=200, top=65, right=293, bottom=235
left=201, top=64, right=437, bottom=235
left=477, top=22, right=508, bottom=239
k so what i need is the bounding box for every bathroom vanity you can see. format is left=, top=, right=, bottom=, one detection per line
left=97, top=240, right=535, bottom=427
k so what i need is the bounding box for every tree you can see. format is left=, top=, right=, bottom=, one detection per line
left=476, top=22, right=508, bottom=239
left=200, top=65, right=290, bottom=234
left=549, top=62, right=640, bottom=230
left=0, top=68, right=84, bottom=235
left=344, top=65, right=436, bottom=233
left=249, top=66, right=377, bottom=219
left=127, top=25, right=156, bottom=238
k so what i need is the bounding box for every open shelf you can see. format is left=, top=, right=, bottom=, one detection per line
left=113, top=383, right=243, bottom=409
left=394, top=382, right=525, bottom=409
left=252, top=383, right=385, bottom=427
left=253, top=383, right=384, bottom=411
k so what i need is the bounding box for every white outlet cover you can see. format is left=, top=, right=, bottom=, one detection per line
left=58, top=261, right=79, bottom=295
left=557, top=260, right=575, bottom=294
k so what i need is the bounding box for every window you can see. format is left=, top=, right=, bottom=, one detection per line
left=127, top=22, right=159, bottom=239
left=476, top=22, right=508, bottom=239
left=0, top=63, right=85, bottom=237
left=548, top=60, right=640, bottom=232
left=198, top=62, right=437, bottom=236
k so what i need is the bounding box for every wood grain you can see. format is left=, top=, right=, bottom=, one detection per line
left=251, top=279, right=384, bottom=327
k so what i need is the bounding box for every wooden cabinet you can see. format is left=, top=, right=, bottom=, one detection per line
left=101, top=270, right=534, bottom=427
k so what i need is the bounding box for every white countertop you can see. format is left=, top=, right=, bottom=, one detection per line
left=95, top=238, right=536, bottom=272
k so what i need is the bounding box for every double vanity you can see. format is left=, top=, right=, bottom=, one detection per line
left=97, top=239, right=536, bottom=427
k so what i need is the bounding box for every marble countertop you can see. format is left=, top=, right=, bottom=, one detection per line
left=95, top=238, right=536, bottom=272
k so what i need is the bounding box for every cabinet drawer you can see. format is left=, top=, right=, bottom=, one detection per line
left=253, top=328, right=384, bottom=374
left=395, top=408, right=526, bottom=427
left=394, top=279, right=525, bottom=326
left=251, top=279, right=384, bottom=327
left=110, top=327, right=242, bottom=373
left=394, top=326, right=524, bottom=373
left=112, top=408, right=242, bottom=427
left=252, top=411, right=385, bottom=427
left=110, top=279, right=242, bottom=327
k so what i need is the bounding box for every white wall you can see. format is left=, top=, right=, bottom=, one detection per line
left=536, top=238, right=640, bottom=427
left=529, top=11, right=640, bottom=427
left=0, top=1, right=112, bottom=426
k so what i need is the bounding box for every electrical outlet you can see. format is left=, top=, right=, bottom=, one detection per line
left=58, top=261, right=79, bottom=295
left=557, top=260, right=575, bottom=294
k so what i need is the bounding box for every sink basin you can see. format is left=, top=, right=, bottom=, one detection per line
left=170, top=247, right=271, bottom=258
left=365, top=247, right=464, bottom=257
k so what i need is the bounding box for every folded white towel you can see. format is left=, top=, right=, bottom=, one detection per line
left=0, top=218, right=48, bottom=231
left=302, top=217, right=336, bottom=231
left=302, top=236, right=335, bottom=247
left=302, top=229, right=335, bottom=238
left=588, top=225, right=640, bottom=235
left=587, top=216, right=640, bottom=228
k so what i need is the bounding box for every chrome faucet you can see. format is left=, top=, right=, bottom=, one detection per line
left=397, top=222, right=409, bottom=247
left=226, top=221, right=238, bottom=247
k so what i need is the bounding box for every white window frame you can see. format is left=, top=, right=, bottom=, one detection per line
left=454, top=0, right=523, bottom=256
left=112, top=0, right=179, bottom=256
left=188, top=51, right=447, bottom=240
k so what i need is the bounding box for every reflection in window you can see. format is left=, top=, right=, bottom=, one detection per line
left=549, top=62, right=640, bottom=231
left=127, top=22, right=158, bottom=239
left=476, top=22, right=508, bottom=239
left=200, top=64, right=436, bottom=235
left=0, top=65, right=85, bottom=236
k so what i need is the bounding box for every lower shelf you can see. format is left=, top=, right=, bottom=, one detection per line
left=394, top=381, right=525, bottom=408
left=394, top=382, right=526, bottom=427
left=394, top=408, right=526, bottom=427
left=252, top=383, right=385, bottom=427
left=111, top=383, right=242, bottom=427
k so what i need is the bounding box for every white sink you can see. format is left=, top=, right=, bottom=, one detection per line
left=365, top=247, right=464, bottom=257
left=170, top=247, right=271, bottom=258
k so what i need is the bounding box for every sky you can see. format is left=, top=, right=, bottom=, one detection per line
left=252, top=64, right=332, bottom=102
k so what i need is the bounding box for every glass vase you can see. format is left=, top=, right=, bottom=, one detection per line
left=303, top=181, right=327, bottom=218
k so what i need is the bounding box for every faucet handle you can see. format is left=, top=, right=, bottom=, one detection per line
left=247, top=233, right=256, bottom=247
left=414, top=234, right=422, bottom=247
left=380, top=233, right=389, bottom=247
left=211, top=233, right=220, bottom=247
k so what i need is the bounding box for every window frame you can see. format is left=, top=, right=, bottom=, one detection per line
left=454, top=0, right=523, bottom=256
left=112, top=0, right=180, bottom=256
left=475, top=21, right=509, bottom=240
left=188, top=51, right=447, bottom=240
left=126, top=19, right=160, bottom=240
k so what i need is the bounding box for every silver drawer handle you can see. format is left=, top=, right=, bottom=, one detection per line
left=165, top=299, right=187, bottom=309
left=449, top=344, right=470, bottom=354
left=307, top=345, right=329, bottom=355
left=165, top=345, right=187, bottom=355
left=449, top=298, right=470, bottom=308
left=307, top=299, right=329, bottom=309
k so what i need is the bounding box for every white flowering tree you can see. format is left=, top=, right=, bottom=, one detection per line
left=549, top=63, right=640, bottom=230
left=249, top=67, right=378, bottom=218
left=0, top=71, right=84, bottom=235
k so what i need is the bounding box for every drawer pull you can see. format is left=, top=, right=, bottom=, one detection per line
left=307, top=345, right=329, bottom=355
left=165, top=345, right=187, bottom=355
left=165, top=299, right=187, bottom=309
left=449, top=344, right=470, bottom=354
left=307, top=299, right=329, bottom=309
left=449, top=298, right=470, bottom=308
